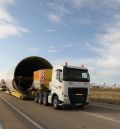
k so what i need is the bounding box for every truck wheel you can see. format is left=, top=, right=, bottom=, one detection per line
left=43, top=93, right=48, bottom=106
left=53, top=96, right=60, bottom=110
left=34, top=94, right=38, bottom=103
left=20, top=95, right=24, bottom=100
left=38, top=94, right=43, bottom=104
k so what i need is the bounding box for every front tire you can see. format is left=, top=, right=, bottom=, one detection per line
left=53, top=96, right=60, bottom=109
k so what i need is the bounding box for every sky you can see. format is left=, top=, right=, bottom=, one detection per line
left=0, top=0, right=120, bottom=85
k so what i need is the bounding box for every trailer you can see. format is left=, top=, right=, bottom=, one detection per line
left=5, top=56, right=53, bottom=99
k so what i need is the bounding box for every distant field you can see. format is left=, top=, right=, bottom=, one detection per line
left=90, top=88, right=120, bottom=105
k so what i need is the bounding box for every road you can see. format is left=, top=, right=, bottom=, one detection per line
left=0, top=92, right=120, bottom=129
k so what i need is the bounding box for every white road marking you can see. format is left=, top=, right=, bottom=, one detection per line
left=0, top=123, right=3, bottom=129
left=83, top=103, right=120, bottom=123
left=83, top=111, right=120, bottom=123
left=90, top=103, right=120, bottom=111
left=0, top=95, right=45, bottom=129
left=1, top=94, right=120, bottom=126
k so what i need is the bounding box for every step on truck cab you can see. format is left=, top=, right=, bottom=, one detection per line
left=33, top=63, right=90, bottom=109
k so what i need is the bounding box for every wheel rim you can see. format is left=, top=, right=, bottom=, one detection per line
left=38, top=95, right=42, bottom=103
left=34, top=97, right=37, bottom=102
left=38, top=98, right=41, bottom=103
left=43, top=97, right=46, bottom=104
left=53, top=99, right=57, bottom=108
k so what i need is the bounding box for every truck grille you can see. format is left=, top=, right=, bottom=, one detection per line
left=68, top=88, right=88, bottom=104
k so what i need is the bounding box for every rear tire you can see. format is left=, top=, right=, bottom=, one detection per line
left=43, top=93, right=48, bottom=106
left=38, top=93, right=43, bottom=104
left=34, top=94, right=38, bottom=103
left=53, top=96, right=60, bottom=110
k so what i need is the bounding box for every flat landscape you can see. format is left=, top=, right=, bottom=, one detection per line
left=90, top=88, right=120, bottom=105
left=0, top=91, right=120, bottom=129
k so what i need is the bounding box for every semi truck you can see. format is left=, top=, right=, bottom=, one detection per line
left=5, top=56, right=90, bottom=109
left=0, top=79, right=7, bottom=91
left=33, top=63, right=90, bottom=109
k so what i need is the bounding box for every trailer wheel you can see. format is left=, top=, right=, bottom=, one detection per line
left=20, top=95, right=24, bottom=100
left=38, top=93, right=43, bottom=104
left=43, top=93, right=48, bottom=106
left=53, top=96, right=60, bottom=110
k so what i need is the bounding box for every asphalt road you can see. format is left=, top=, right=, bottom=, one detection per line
left=0, top=92, right=120, bottom=129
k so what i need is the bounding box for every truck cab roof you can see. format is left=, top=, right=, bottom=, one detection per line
left=54, top=65, right=88, bottom=71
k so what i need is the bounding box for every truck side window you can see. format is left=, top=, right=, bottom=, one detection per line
left=56, top=69, right=63, bottom=81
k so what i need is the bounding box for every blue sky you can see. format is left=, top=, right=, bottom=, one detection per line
left=0, top=0, right=120, bottom=85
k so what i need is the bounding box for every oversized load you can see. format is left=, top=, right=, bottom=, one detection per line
left=5, top=56, right=53, bottom=98
left=5, top=56, right=90, bottom=109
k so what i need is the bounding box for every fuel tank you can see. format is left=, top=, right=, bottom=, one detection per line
left=6, top=56, right=53, bottom=94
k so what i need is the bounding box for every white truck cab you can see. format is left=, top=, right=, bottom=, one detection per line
left=48, top=63, right=90, bottom=109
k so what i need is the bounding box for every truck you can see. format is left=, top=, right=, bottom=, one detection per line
left=5, top=56, right=90, bottom=109
left=33, top=63, right=90, bottom=109
left=0, top=79, right=7, bottom=91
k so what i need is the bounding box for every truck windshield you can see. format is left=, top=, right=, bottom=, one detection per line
left=63, top=67, right=90, bottom=82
